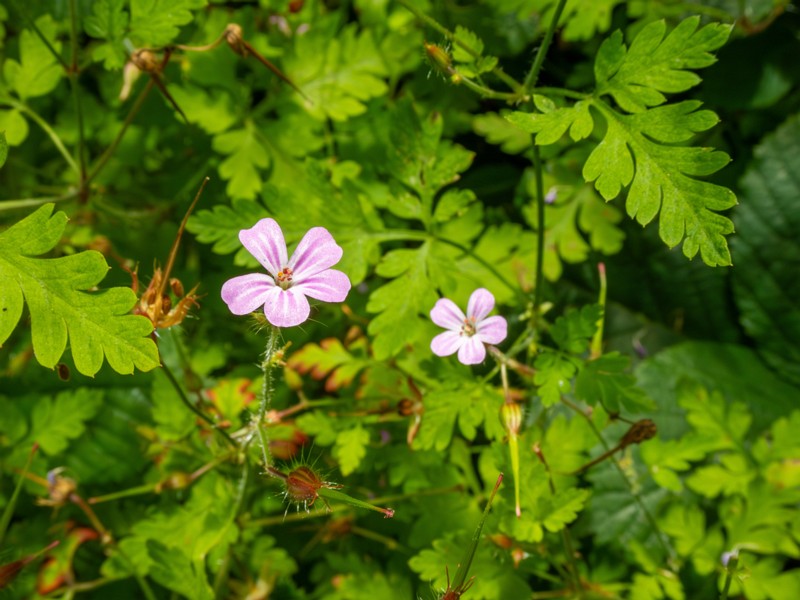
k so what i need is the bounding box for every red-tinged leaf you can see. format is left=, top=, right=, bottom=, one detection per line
left=37, top=527, right=99, bottom=594
left=287, top=337, right=370, bottom=392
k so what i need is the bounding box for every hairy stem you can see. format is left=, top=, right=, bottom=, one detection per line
left=523, top=0, right=569, bottom=92
left=255, top=326, right=281, bottom=472
left=531, top=144, right=546, bottom=327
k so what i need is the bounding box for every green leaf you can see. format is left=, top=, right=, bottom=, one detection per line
left=129, top=0, right=207, bottom=47
left=147, top=540, right=214, bottom=600
left=575, top=353, right=654, bottom=413
left=287, top=337, right=370, bottom=392
left=286, top=25, right=388, bottom=121
left=151, top=369, right=196, bottom=441
left=595, top=18, right=730, bottom=113
left=0, top=204, right=159, bottom=376
left=451, top=26, right=497, bottom=77
left=534, top=352, right=577, bottom=407
left=83, top=0, right=129, bottom=69
left=0, top=109, right=29, bottom=146
left=473, top=111, right=532, bottom=155
left=550, top=304, right=601, bottom=353
left=212, top=126, right=270, bottom=201
left=585, top=100, right=736, bottom=266
left=506, top=96, right=594, bottom=145
left=24, top=389, right=104, bottom=455
left=3, top=15, right=64, bottom=99
left=367, top=243, right=438, bottom=359
left=334, top=425, right=369, bottom=476
left=732, top=113, right=800, bottom=385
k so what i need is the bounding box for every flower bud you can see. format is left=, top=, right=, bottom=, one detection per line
left=501, top=401, right=522, bottom=437
left=285, top=466, right=323, bottom=508
left=424, top=42, right=455, bottom=77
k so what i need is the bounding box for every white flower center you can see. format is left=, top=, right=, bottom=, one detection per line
left=276, top=266, right=294, bottom=290
left=460, top=317, right=477, bottom=337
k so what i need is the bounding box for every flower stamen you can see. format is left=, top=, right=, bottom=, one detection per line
left=276, top=266, right=294, bottom=289
left=461, top=317, right=477, bottom=337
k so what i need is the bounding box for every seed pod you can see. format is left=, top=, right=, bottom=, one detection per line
left=224, top=23, right=248, bottom=57
left=131, top=49, right=159, bottom=73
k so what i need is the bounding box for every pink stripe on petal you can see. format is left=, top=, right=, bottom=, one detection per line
left=239, top=218, right=288, bottom=277
left=431, top=331, right=464, bottom=357
left=458, top=337, right=486, bottom=365
left=477, top=315, right=508, bottom=345
left=294, top=269, right=351, bottom=302
left=467, top=288, right=495, bottom=321
left=221, top=273, right=276, bottom=315
left=263, top=288, right=311, bottom=328
left=289, top=227, right=343, bottom=278
left=430, top=298, right=466, bottom=330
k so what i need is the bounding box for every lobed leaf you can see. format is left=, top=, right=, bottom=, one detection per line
left=0, top=204, right=159, bottom=376
left=129, top=0, right=207, bottom=47
left=3, top=16, right=63, bottom=100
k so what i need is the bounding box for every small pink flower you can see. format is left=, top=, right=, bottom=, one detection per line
left=221, top=218, right=351, bottom=328
left=430, top=288, right=508, bottom=365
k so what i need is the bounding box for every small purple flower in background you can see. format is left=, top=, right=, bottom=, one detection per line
left=430, top=288, right=507, bottom=365
left=221, top=218, right=351, bottom=328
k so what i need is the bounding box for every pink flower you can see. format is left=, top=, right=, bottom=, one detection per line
left=430, top=288, right=508, bottom=365
left=221, top=218, right=351, bottom=328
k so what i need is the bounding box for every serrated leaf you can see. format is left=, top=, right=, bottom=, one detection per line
left=83, top=0, right=129, bottom=69
left=286, top=25, right=388, bottom=121
left=575, top=352, right=654, bottom=413
left=473, top=111, right=532, bottom=155
left=595, top=18, right=730, bottom=113
left=334, top=425, right=369, bottom=476
left=506, top=97, right=594, bottom=145
left=585, top=100, right=736, bottom=266
left=534, top=352, right=577, bottom=407
left=24, top=389, right=104, bottom=455
left=3, top=15, right=64, bottom=99
left=129, top=0, right=207, bottom=47
left=367, top=243, right=438, bottom=359
left=551, top=304, right=601, bottom=353
left=212, top=127, right=270, bottom=201
left=732, top=113, right=800, bottom=384
left=0, top=204, right=159, bottom=376
left=147, top=540, right=214, bottom=600
left=287, top=337, right=369, bottom=392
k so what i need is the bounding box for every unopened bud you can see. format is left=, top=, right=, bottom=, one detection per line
left=424, top=42, right=455, bottom=76
left=169, top=278, right=184, bottom=297
left=285, top=466, right=323, bottom=508
left=501, top=402, right=522, bottom=436
left=156, top=472, right=192, bottom=492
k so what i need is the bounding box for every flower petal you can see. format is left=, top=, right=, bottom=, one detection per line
left=467, top=288, right=495, bottom=321
left=239, top=218, right=288, bottom=277
left=458, top=336, right=486, bottom=365
left=262, top=287, right=311, bottom=328
left=431, top=331, right=464, bottom=357
left=430, top=298, right=466, bottom=330
left=289, top=227, right=343, bottom=279
left=221, top=273, right=276, bottom=315
left=477, top=315, right=508, bottom=345
left=294, top=269, right=351, bottom=302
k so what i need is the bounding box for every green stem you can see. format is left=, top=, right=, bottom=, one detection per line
left=0, top=443, right=37, bottom=546
left=720, top=552, right=738, bottom=600
left=523, top=0, right=569, bottom=92
left=12, top=1, right=70, bottom=71
left=67, top=0, right=87, bottom=184
left=161, top=361, right=237, bottom=447
left=0, top=191, right=79, bottom=212
left=395, top=0, right=524, bottom=94
left=0, top=97, right=79, bottom=173
left=255, top=326, right=281, bottom=471
left=563, top=398, right=675, bottom=562
left=456, top=73, right=527, bottom=102
left=590, top=263, right=606, bottom=359
left=85, top=79, right=154, bottom=186
left=531, top=144, right=546, bottom=326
